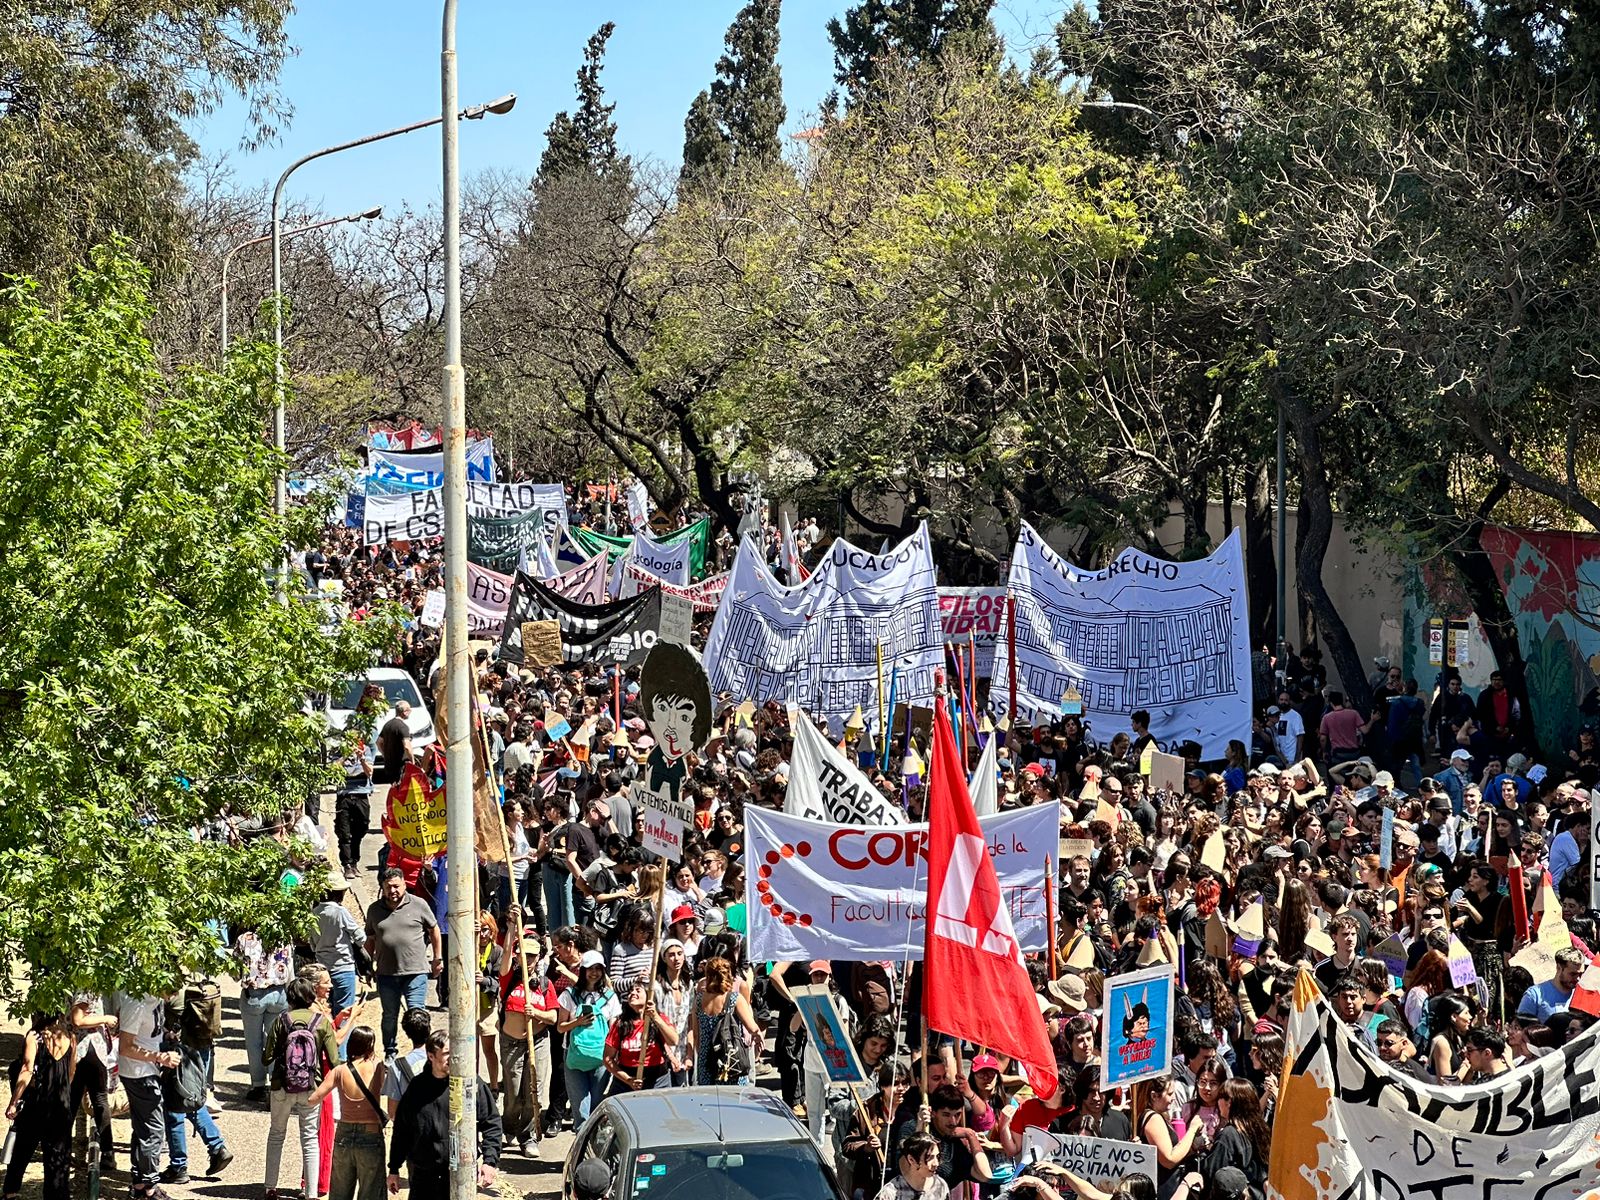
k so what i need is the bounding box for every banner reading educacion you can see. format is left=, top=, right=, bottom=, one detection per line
left=704, top=526, right=943, bottom=729
left=366, top=440, right=495, bottom=493
left=991, top=523, right=1250, bottom=759
left=744, top=803, right=1056, bottom=962
left=1268, top=970, right=1600, bottom=1200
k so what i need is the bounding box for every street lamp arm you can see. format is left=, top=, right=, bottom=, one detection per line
left=1080, top=99, right=1160, bottom=120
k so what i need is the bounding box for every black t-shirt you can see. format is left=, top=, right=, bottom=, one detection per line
left=563, top=821, right=601, bottom=873
left=1100, top=1109, right=1133, bottom=1142
left=378, top=716, right=411, bottom=773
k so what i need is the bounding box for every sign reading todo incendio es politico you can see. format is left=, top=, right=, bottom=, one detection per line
left=743, top=804, right=1058, bottom=962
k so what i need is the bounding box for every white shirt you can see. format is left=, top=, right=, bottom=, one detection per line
left=1272, top=709, right=1305, bottom=762
left=110, top=993, right=164, bottom=1080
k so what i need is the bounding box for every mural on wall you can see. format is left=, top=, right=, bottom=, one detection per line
left=1404, top=527, right=1600, bottom=761
left=1478, top=527, right=1600, bottom=758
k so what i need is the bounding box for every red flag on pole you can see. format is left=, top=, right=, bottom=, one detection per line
left=923, top=693, right=1059, bottom=1101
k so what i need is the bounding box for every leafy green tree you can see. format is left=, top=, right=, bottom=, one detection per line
left=537, top=22, right=628, bottom=187
left=0, top=2, right=292, bottom=291
left=680, top=90, right=733, bottom=187
left=826, top=0, right=998, bottom=101
left=681, top=0, right=787, bottom=188
left=714, top=0, right=787, bottom=166
left=0, top=248, right=391, bottom=1010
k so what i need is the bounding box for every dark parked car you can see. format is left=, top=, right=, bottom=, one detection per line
left=563, top=1087, right=844, bottom=1200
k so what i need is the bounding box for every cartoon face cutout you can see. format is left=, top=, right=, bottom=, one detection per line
left=651, top=694, right=697, bottom=760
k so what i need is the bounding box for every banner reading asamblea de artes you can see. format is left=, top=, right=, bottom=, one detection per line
left=991, top=523, right=1250, bottom=759
left=938, top=588, right=1008, bottom=678
left=1269, top=970, right=1600, bottom=1200
left=497, top=573, right=661, bottom=667
left=704, top=525, right=943, bottom=728
left=365, top=439, right=495, bottom=493
left=467, top=554, right=608, bottom=635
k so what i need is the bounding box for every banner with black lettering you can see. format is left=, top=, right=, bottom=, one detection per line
left=497, top=573, right=661, bottom=667
left=991, top=523, right=1250, bottom=759
left=363, top=489, right=443, bottom=545
left=570, top=516, right=711, bottom=581
left=1267, top=969, right=1600, bottom=1200
left=702, top=526, right=942, bottom=729
left=467, top=553, right=609, bottom=638
left=786, top=708, right=904, bottom=825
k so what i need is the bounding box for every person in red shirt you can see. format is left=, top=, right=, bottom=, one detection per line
left=997, top=1074, right=1070, bottom=1156
left=497, top=920, right=560, bottom=1150
left=602, top=980, right=679, bottom=1095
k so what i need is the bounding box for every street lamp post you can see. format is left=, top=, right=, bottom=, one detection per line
left=268, top=90, right=515, bottom=518
left=221, top=207, right=381, bottom=355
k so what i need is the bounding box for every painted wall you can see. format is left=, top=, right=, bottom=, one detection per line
left=1403, top=526, right=1600, bottom=758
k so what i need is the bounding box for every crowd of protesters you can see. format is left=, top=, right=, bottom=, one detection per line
left=6, top=480, right=1594, bottom=1200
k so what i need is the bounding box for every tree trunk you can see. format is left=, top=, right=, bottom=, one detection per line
left=1177, top=463, right=1212, bottom=558
left=1243, top=458, right=1276, bottom=653
left=1452, top=477, right=1535, bottom=746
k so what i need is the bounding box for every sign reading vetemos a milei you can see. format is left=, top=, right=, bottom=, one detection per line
left=991, top=523, right=1250, bottom=759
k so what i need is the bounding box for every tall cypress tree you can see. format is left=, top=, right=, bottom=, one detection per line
left=537, top=22, right=628, bottom=187
left=826, top=0, right=998, bottom=100
left=680, top=0, right=786, bottom=187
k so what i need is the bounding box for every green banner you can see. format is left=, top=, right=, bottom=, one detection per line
left=570, top=515, right=712, bottom=581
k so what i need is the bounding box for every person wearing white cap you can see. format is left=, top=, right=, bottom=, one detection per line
left=556, top=951, right=619, bottom=1123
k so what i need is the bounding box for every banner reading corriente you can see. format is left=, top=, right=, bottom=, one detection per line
left=1269, top=970, right=1600, bottom=1200
left=991, top=523, right=1250, bottom=759
left=703, top=526, right=943, bottom=729
left=570, top=516, right=712, bottom=581
left=497, top=573, right=661, bottom=667
left=743, top=803, right=1057, bottom=962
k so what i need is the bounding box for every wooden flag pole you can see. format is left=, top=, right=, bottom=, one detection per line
left=473, top=675, right=541, bottom=1132
left=635, top=869, right=670, bottom=1085
left=1006, top=591, right=1019, bottom=728
left=1045, top=854, right=1058, bottom=981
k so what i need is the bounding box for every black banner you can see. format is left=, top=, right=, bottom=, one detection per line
left=468, top=509, right=544, bottom=572
left=498, top=573, right=662, bottom=666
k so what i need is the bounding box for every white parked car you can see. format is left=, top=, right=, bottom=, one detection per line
left=325, top=667, right=435, bottom=768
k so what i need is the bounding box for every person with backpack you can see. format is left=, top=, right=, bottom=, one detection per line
left=262, top=978, right=339, bottom=1200
left=303, top=1024, right=387, bottom=1200
left=387, top=1031, right=502, bottom=1198
left=158, top=985, right=233, bottom=1185
left=3, top=1011, right=75, bottom=1200
left=686, top=957, right=759, bottom=1085
left=556, top=951, right=618, bottom=1122
left=380, top=1008, right=433, bottom=1120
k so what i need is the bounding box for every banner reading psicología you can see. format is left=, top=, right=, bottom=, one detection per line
left=744, top=804, right=1057, bottom=962
left=1268, top=969, right=1600, bottom=1200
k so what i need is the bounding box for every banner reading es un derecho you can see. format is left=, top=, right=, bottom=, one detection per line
left=744, top=804, right=1057, bottom=962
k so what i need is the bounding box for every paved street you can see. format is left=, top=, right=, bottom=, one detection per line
left=1, top=798, right=574, bottom=1200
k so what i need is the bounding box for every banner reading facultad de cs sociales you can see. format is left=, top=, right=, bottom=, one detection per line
left=744, top=804, right=1057, bottom=962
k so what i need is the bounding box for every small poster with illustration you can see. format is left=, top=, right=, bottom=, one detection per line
left=633, top=640, right=713, bottom=858
left=791, top=983, right=867, bottom=1085
left=1100, top=963, right=1174, bottom=1090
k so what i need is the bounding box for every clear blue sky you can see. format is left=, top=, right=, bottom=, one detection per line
left=190, top=1, right=1068, bottom=217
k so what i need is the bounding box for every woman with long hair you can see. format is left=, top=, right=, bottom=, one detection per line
left=1180, top=1058, right=1227, bottom=1147
left=1403, top=950, right=1454, bottom=1034
left=654, top=940, right=694, bottom=1087
left=1134, top=1076, right=1203, bottom=1193
left=3, top=1011, right=74, bottom=1200
left=556, top=952, right=619, bottom=1122
left=1064, top=1068, right=1131, bottom=1141
left=1277, top=878, right=1314, bottom=961
left=1428, top=995, right=1475, bottom=1083
left=496, top=798, right=538, bottom=918
left=303, top=1025, right=386, bottom=1200
left=473, top=911, right=503, bottom=1090
left=840, top=1060, right=910, bottom=1199
left=687, top=956, right=760, bottom=1085
left=1202, top=1079, right=1272, bottom=1193
left=601, top=978, right=678, bottom=1095
left=1248, top=1032, right=1284, bottom=1120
